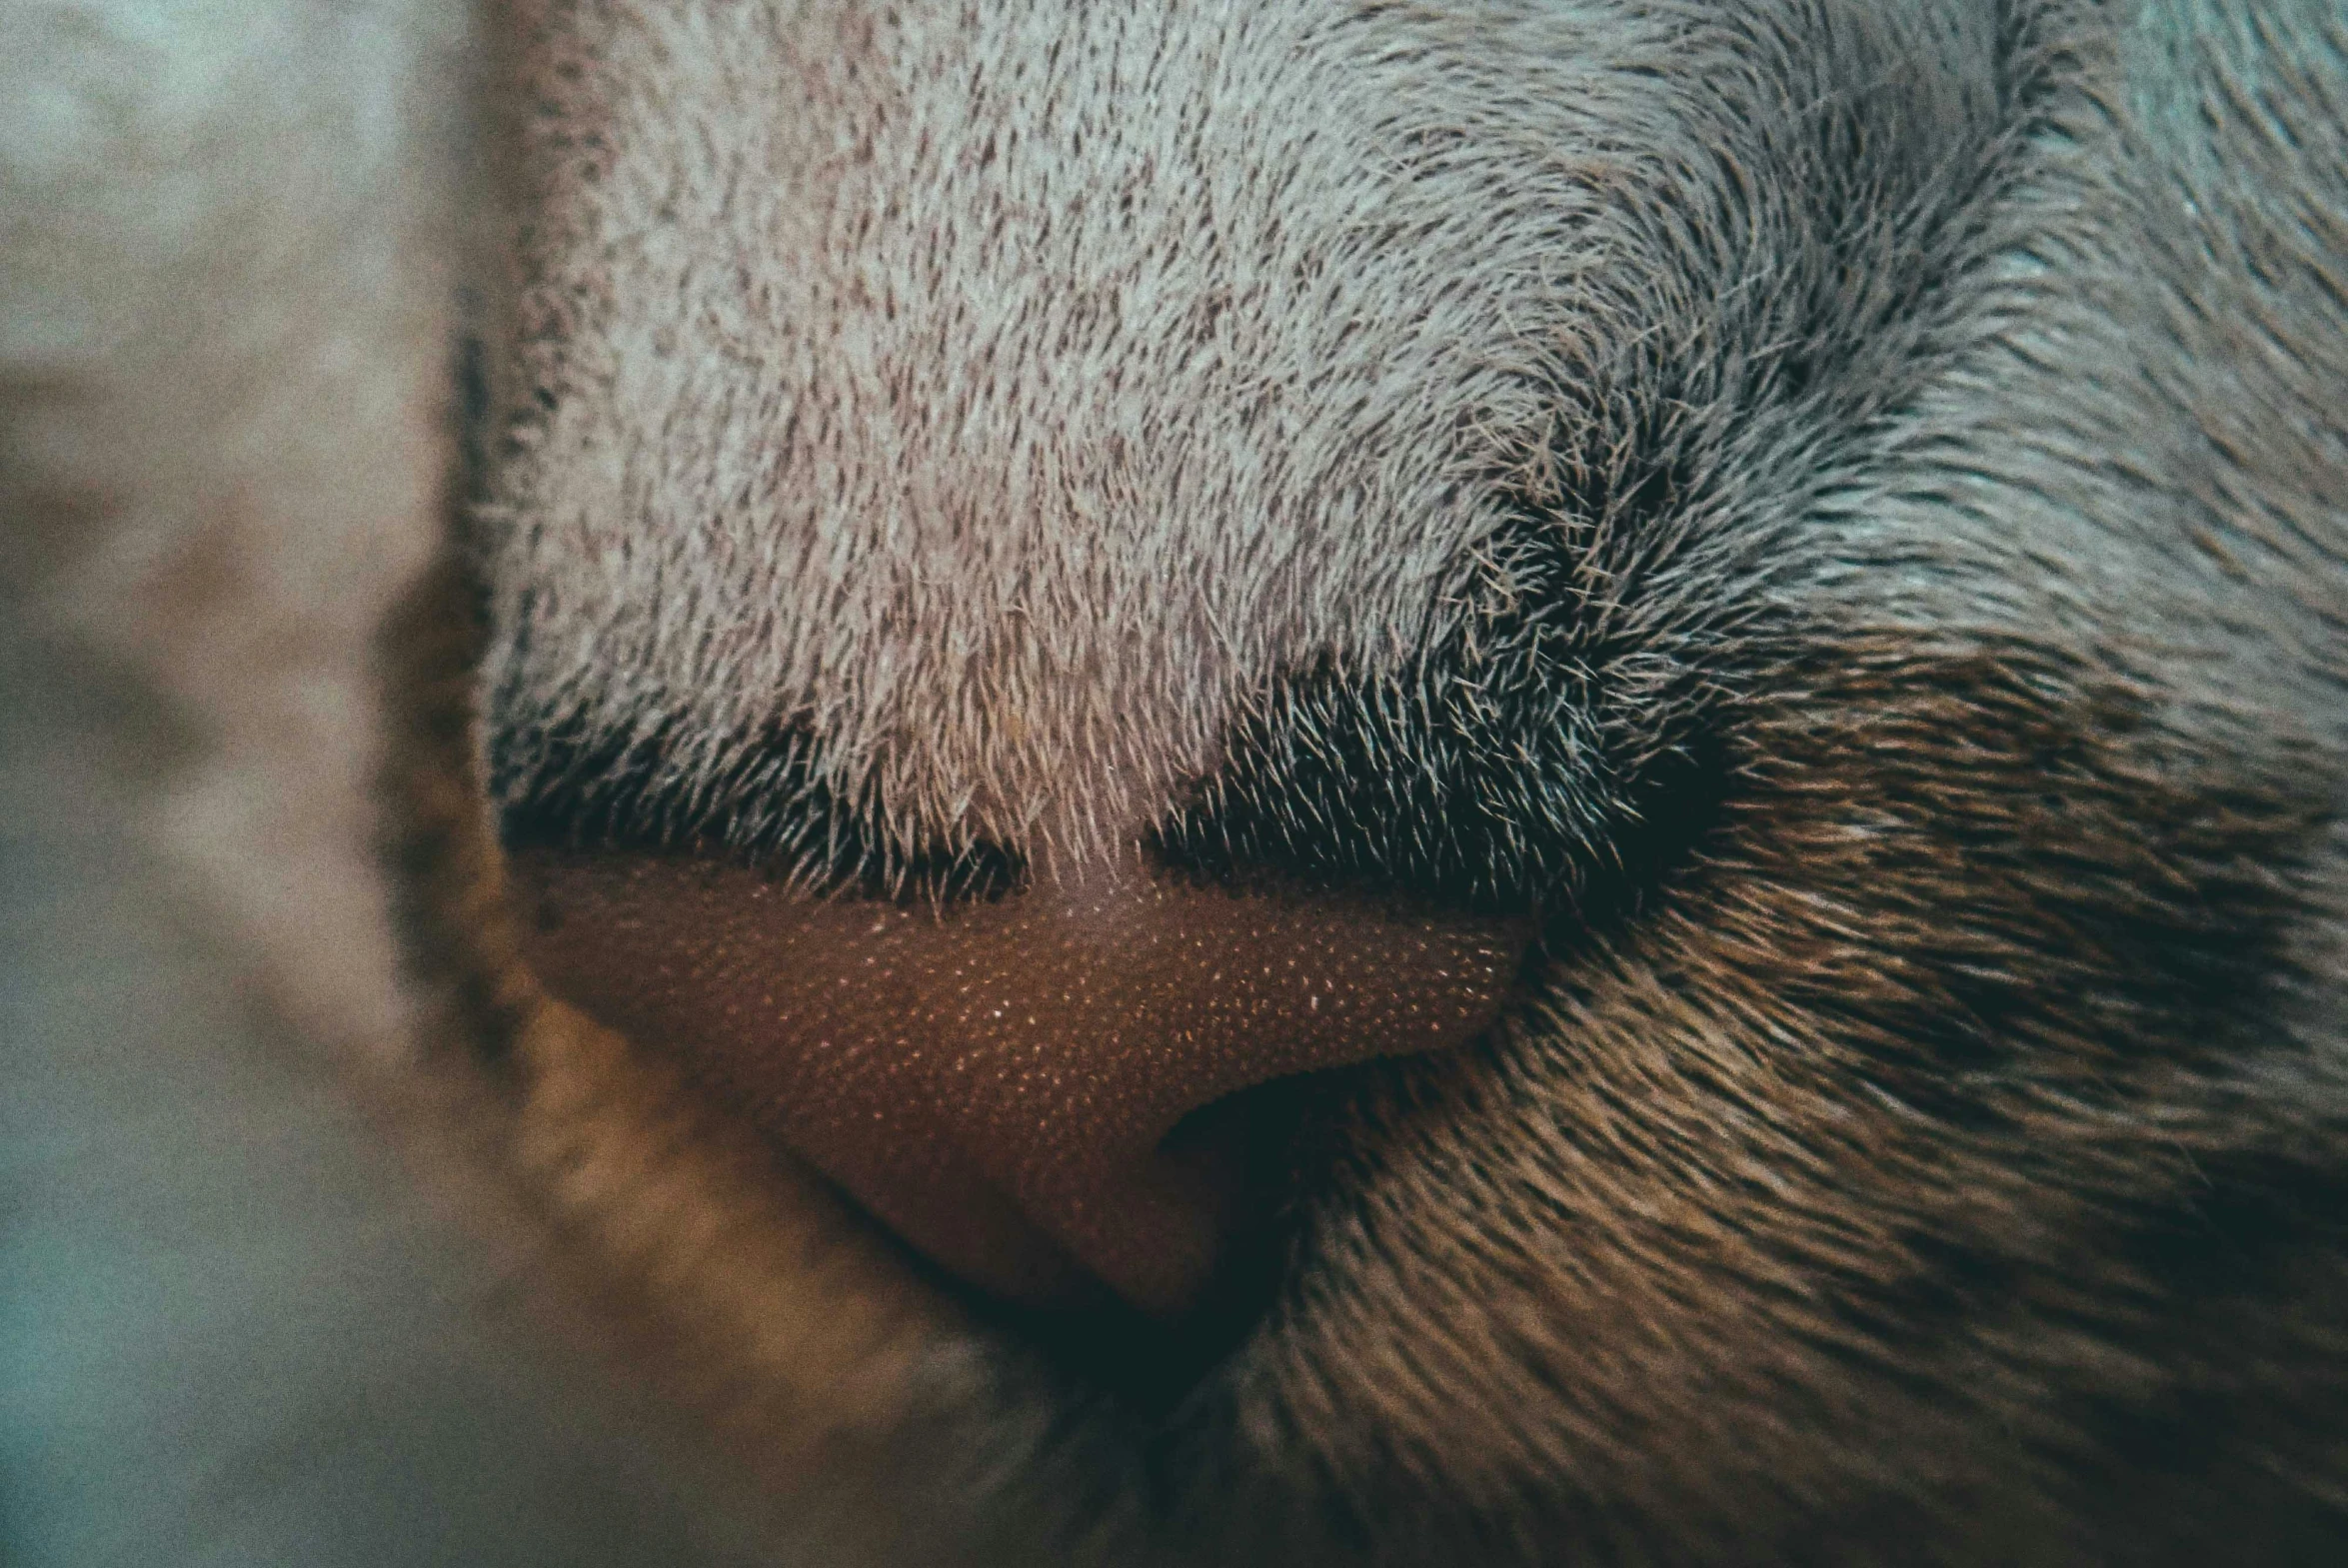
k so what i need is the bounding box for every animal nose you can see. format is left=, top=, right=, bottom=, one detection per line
left=510, top=848, right=1531, bottom=1319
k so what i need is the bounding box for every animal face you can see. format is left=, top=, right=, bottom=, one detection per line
left=470, top=2, right=2348, bottom=1558
left=13, top=1, right=2348, bottom=1563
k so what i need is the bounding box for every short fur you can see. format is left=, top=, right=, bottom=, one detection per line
left=11, top=1, right=2348, bottom=1564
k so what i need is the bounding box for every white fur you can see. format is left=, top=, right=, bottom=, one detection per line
left=2, top=0, right=468, bottom=1053
left=15, top=2, right=2348, bottom=1561
left=482, top=1, right=1694, bottom=862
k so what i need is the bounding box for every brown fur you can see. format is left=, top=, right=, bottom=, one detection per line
left=11, top=1, right=2348, bottom=1564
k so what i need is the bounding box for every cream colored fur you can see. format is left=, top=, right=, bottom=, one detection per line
left=3, top=0, right=461, bottom=1053
left=11, top=2, right=2348, bottom=1564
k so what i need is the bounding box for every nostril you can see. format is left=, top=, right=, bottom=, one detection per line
left=508, top=845, right=1534, bottom=1326
left=985, top=1072, right=1330, bottom=1408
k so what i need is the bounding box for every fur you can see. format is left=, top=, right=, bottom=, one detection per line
left=10, top=0, right=2348, bottom=1563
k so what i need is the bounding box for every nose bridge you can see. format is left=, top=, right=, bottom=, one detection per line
left=858, top=588, right=1217, bottom=873
left=513, top=845, right=1530, bottom=1318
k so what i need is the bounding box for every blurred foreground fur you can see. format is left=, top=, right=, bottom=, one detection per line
left=6, top=2, right=2348, bottom=1564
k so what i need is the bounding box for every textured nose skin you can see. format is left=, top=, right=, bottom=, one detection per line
left=512, top=848, right=1531, bottom=1318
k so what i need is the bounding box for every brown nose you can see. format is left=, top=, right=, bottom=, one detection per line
left=510, top=847, right=1530, bottom=1319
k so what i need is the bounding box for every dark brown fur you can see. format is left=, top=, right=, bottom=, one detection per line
left=445, top=2, right=2348, bottom=1561
left=12, top=0, right=2348, bottom=1563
